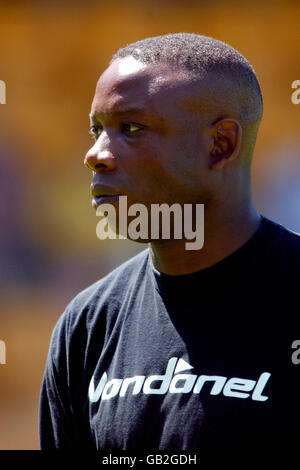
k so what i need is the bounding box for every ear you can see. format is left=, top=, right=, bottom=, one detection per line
left=209, top=119, right=242, bottom=170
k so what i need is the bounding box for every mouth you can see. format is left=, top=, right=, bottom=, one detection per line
left=90, top=183, right=122, bottom=208
left=92, top=194, right=121, bottom=208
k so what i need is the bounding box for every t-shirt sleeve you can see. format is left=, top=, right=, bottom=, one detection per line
left=39, top=310, right=82, bottom=449
left=39, top=356, right=76, bottom=448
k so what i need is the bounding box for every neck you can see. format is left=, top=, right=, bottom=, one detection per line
left=149, top=200, right=261, bottom=276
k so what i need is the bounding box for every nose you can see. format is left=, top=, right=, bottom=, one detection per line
left=84, top=135, right=117, bottom=172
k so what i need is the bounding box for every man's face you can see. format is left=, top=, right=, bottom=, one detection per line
left=85, top=56, right=212, bottom=211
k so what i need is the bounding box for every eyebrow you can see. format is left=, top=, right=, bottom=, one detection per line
left=89, top=108, right=165, bottom=123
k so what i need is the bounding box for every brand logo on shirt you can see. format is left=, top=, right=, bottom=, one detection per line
left=88, top=357, right=271, bottom=403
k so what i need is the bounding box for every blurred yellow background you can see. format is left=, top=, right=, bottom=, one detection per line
left=0, top=0, right=299, bottom=449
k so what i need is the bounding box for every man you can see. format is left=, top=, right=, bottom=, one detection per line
left=39, top=33, right=300, bottom=449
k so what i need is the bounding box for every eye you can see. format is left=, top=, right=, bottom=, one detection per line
left=122, top=123, right=143, bottom=134
left=89, top=125, right=102, bottom=140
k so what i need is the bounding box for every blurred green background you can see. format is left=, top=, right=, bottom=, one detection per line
left=0, top=0, right=299, bottom=449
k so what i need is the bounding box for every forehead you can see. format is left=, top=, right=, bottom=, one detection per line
left=91, top=57, right=195, bottom=117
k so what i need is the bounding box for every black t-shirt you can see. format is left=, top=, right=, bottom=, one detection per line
left=39, top=216, right=300, bottom=449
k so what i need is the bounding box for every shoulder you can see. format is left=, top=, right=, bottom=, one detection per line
left=260, top=216, right=300, bottom=277
left=49, top=248, right=150, bottom=355
left=71, top=247, right=150, bottom=309
left=261, top=216, right=300, bottom=253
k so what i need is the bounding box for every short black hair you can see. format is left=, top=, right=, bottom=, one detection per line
left=111, top=33, right=263, bottom=125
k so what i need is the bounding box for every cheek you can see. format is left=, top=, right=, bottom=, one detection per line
left=175, top=135, right=209, bottom=177
left=122, top=140, right=165, bottom=176
left=121, top=136, right=207, bottom=200
left=160, top=138, right=211, bottom=201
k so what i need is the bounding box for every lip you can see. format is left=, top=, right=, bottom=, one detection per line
left=90, top=183, right=121, bottom=198
left=92, top=194, right=121, bottom=208
left=90, top=182, right=122, bottom=208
